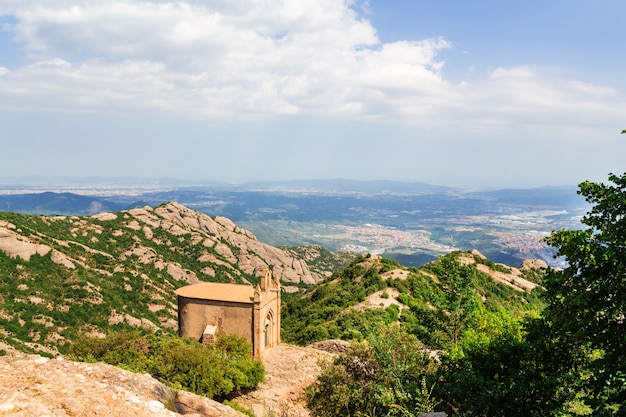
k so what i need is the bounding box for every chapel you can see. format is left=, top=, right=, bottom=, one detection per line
left=175, top=268, right=280, bottom=359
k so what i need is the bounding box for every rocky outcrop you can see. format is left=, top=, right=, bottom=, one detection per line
left=306, top=339, right=350, bottom=354
left=175, top=392, right=246, bottom=417
left=0, top=222, right=51, bottom=260
left=0, top=342, right=343, bottom=417
left=352, top=288, right=404, bottom=312
left=0, top=349, right=246, bottom=417
left=0, top=204, right=323, bottom=286
left=521, top=258, right=548, bottom=270
left=145, top=203, right=322, bottom=284
left=461, top=251, right=538, bottom=292
left=474, top=263, right=537, bottom=292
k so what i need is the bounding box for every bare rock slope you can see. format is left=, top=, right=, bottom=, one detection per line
left=0, top=347, right=246, bottom=417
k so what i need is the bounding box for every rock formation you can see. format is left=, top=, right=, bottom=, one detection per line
left=0, top=347, right=247, bottom=417
left=133, top=203, right=322, bottom=285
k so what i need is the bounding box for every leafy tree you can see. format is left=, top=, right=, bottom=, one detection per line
left=438, top=172, right=626, bottom=416
left=414, top=256, right=481, bottom=352
left=435, top=316, right=582, bottom=417
left=306, top=324, right=438, bottom=417
left=543, top=172, right=626, bottom=414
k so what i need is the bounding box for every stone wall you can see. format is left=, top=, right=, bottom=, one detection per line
left=177, top=298, right=254, bottom=345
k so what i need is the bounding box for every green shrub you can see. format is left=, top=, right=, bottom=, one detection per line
left=306, top=324, right=438, bottom=417
left=68, top=330, right=264, bottom=399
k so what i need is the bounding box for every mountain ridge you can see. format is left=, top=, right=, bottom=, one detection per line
left=0, top=202, right=345, bottom=356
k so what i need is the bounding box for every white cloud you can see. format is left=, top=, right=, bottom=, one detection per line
left=490, top=66, right=534, bottom=79
left=0, top=0, right=624, bottom=138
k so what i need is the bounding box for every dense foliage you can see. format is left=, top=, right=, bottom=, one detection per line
left=282, top=252, right=544, bottom=351
left=434, top=317, right=581, bottom=417
left=68, top=330, right=264, bottom=399
left=541, top=172, right=626, bottom=415
left=439, top=172, right=626, bottom=416
left=286, top=251, right=548, bottom=416
left=306, top=325, right=438, bottom=417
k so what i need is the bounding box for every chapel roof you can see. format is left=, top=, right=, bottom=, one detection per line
left=175, top=282, right=256, bottom=304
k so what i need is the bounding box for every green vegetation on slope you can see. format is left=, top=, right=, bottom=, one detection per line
left=281, top=251, right=545, bottom=351
left=306, top=324, right=438, bottom=417
left=280, top=247, right=552, bottom=416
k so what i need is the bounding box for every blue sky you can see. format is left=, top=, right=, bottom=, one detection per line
left=0, top=0, right=625, bottom=188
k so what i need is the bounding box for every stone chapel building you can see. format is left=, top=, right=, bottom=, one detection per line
left=175, top=268, right=280, bottom=359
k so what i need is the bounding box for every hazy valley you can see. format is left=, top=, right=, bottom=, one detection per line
left=0, top=178, right=588, bottom=268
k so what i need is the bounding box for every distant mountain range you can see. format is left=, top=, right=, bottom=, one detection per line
left=0, top=178, right=588, bottom=267
left=0, top=178, right=583, bottom=215
left=0, top=191, right=128, bottom=215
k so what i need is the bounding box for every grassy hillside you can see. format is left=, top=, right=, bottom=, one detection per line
left=282, top=250, right=546, bottom=351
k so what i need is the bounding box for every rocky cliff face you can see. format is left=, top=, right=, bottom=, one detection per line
left=124, top=202, right=322, bottom=285
left=0, top=202, right=324, bottom=355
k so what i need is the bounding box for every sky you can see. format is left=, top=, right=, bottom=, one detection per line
left=0, top=0, right=625, bottom=188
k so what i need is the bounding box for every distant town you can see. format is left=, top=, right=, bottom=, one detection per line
left=0, top=177, right=588, bottom=268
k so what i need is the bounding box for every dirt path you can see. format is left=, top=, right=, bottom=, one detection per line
left=233, top=344, right=332, bottom=417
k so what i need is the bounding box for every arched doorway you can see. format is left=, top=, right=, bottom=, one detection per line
left=263, top=310, right=274, bottom=348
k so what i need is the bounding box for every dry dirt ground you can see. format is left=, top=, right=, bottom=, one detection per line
left=232, top=344, right=332, bottom=417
